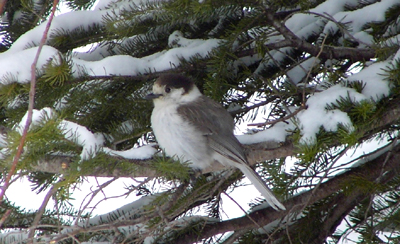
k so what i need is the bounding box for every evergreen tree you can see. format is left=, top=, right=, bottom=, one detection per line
left=1, top=0, right=400, bottom=243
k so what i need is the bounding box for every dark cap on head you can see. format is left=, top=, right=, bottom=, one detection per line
left=156, top=74, right=194, bottom=94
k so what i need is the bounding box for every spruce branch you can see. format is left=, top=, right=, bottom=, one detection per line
left=28, top=94, right=400, bottom=179
left=278, top=190, right=365, bottom=243
left=9, top=90, right=396, bottom=200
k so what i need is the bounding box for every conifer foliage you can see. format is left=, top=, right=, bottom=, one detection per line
left=1, top=0, right=400, bottom=243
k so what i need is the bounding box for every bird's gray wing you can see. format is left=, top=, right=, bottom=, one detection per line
left=178, top=96, right=286, bottom=210
left=177, top=96, right=248, bottom=166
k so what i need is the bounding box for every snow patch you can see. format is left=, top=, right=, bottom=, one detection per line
left=0, top=46, right=59, bottom=84
left=238, top=121, right=294, bottom=145
left=72, top=31, right=221, bottom=77
left=323, top=0, right=400, bottom=45
left=16, top=108, right=155, bottom=161
left=286, top=57, right=320, bottom=84
left=103, top=144, right=157, bottom=160
left=347, top=61, right=391, bottom=99
left=297, top=85, right=364, bottom=143
left=17, top=107, right=55, bottom=134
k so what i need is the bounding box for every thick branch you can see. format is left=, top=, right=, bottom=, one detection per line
left=30, top=97, right=400, bottom=178
left=175, top=142, right=400, bottom=243
left=309, top=192, right=364, bottom=244
left=31, top=141, right=294, bottom=178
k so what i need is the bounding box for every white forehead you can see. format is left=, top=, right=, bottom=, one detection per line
left=152, top=81, right=202, bottom=104
left=152, top=82, right=164, bottom=93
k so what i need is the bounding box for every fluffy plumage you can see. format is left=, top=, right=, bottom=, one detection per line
left=147, top=74, right=285, bottom=211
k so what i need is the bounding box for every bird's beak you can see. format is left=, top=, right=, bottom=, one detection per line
left=145, top=93, right=163, bottom=100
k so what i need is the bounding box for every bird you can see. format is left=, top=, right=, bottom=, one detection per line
left=146, top=74, right=285, bottom=211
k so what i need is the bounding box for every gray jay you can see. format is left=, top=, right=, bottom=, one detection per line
left=146, top=74, right=285, bottom=211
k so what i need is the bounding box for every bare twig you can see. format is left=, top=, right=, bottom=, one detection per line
left=302, top=34, right=328, bottom=103
left=222, top=192, right=265, bottom=231
left=0, top=0, right=6, bottom=16
left=230, top=95, right=278, bottom=116
left=0, top=209, right=11, bottom=228
left=27, top=180, right=60, bottom=243
left=0, top=0, right=59, bottom=204
left=248, top=105, right=307, bottom=127
left=76, top=177, right=117, bottom=225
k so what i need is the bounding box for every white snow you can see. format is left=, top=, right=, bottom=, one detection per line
left=294, top=57, right=391, bottom=144
left=0, top=46, right=59, bottom=84
left=286, top=0, right=358, bottom=35
left=94, top=0, right=119, bottom=10
left=257, top=0, right=359, bottom=70
left=0, top=32, right=221, bottom=110
left=323, top=0, right=400, bottom=46
left=347, top=61, right=391, bottom=100
left=94, top=0, right=160, bottom=11
left=15, top=108, right=155, bottom=161
left=60, top=120, right=105, bottom=160
left=73, top=43, right=115, bottom=61
left=284, top=0, right=358, bottom=40
left=16, top=107, right=55, bottom=134
left=72, top=32, right=221, bottom=77
left=103, top=144, right=157, bottom=160
left=245, top=61, right=391, bottom=146
left=6, top=11, right=105, bottom=54
left=296, top=85, right=362, bottom=144
left=286, top=57, right=320, bottom=84
left=238, top=121, right=294, bottom=145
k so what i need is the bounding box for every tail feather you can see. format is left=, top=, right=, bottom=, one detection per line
left=237, top=164, right=286, bottom=211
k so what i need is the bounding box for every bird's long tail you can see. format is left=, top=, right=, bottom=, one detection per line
left=236, top=164, right=286, bottom=211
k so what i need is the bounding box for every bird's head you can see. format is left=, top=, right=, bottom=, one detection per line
left=146, top=74, right=202, bottom=105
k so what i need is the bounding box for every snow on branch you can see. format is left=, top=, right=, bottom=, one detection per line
left=72, top=31, right=221, bottom=77
left=322, top=0, right=400, bottom=46
left=0, top=31, right=221, bottom=85
left=14, top=107, right=157, bottom=162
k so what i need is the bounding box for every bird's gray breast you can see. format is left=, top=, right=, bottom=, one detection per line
left=151, top=103, right=213, bottom=170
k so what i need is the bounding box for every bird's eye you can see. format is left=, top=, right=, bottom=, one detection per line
left=165, top=87, right=171, bottom=93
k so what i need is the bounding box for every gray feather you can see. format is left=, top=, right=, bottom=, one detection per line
left=177, top=96, right=246, bottom=164
left=177, top=95, right=286, bottom=211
